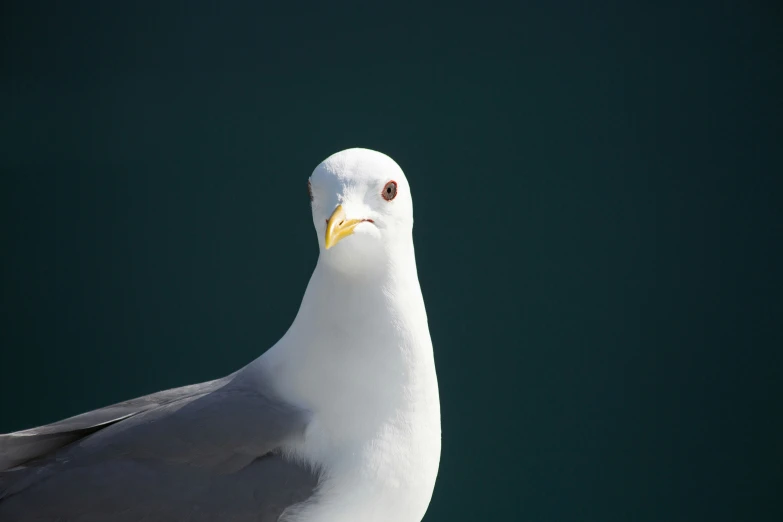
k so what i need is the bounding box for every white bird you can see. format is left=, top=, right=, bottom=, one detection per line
left=0, top=148, right=441, bottom=522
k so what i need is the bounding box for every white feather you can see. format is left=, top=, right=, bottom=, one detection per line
left=245, top=149, right=441, bottom=522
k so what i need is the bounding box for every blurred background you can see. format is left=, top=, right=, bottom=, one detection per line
left=1, top=1, right=781, bottom=520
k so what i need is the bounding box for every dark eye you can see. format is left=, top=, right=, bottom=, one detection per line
left=307, top=179, right=313, bottom=202
left=382, top=180, right=398, bottom=201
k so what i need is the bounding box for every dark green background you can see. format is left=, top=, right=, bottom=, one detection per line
left=1, top=1, right=781, bottom=520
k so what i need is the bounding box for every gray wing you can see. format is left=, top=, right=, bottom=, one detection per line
left=0, top=371, right=319, bottom=521
left=0, top=377, right=229, bottom=472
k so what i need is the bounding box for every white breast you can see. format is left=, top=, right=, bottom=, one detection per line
left=260, top=253, right=441, bottom=522
left=280, top=380, right=441, bottom=522
left=263, top=323, right=441, bottom=522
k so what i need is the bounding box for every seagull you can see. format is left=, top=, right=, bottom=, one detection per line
left=0, top=148, right=441, bottom=522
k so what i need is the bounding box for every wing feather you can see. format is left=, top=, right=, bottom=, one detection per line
left=0, top=377, right=229, bottom=471
left=0, top=371, right=319, bottom=520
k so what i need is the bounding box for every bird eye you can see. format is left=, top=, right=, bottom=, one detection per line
left=307, top=179, right=313, bottom=202
left=382, top=181, right=397, bottom=201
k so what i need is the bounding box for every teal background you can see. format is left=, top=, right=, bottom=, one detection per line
left=1, top=1, right=781, bottom=520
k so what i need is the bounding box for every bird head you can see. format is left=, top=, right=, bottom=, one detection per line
left=308, top=148, right=414, bottom=276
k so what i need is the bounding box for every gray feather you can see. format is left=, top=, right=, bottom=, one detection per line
left=0, top=371, right=319, bottom=521
left=0, top=378, right=228, bottom=472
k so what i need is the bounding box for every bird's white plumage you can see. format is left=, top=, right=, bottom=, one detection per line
left=246, top=148, right=441, bottom=521
left=0, top=148, right=440, bottom=522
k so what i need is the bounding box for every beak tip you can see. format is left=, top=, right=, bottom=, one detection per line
left=324, top=204, right=362, bottom=251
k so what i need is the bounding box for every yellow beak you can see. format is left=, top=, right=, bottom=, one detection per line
left=325, top=205, right=364, bottom=250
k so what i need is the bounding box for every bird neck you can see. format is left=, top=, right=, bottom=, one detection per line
left=255, top=240, right=435, bottom=431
